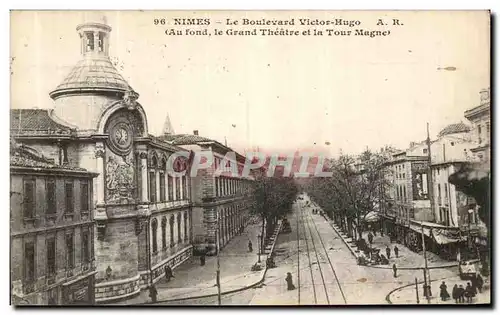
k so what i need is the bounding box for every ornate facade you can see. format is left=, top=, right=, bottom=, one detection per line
left=11, top=17, right=192, bottom=303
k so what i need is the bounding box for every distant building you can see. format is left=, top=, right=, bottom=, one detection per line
left=464, top=88, right=491, bottom=162
left=430, top=122, right=477, bottom=228
left=10, top=139, right=98, bottom=305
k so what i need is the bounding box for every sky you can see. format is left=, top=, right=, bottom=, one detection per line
left=10, top=10, right=490, bottom=157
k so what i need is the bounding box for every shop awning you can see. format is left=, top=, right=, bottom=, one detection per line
left=363, top=211, right=381, bottom=223
left=408, top=221, right=465, bottom=245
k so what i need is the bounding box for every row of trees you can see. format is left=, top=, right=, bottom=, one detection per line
left=252, top=174, right=298, bottom=250
left=302, top=148, right=392, bottom=241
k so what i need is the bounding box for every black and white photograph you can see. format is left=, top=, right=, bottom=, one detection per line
left=8, top=10, right=491, bottom=306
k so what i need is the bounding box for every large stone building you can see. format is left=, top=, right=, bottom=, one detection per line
left=10, top=17, right=193, bottom=303
left=159, top=130, right=257, bottom=255
left=10, top=139, right=98, bottom=305
left=10, top=16, right=262, bottom=303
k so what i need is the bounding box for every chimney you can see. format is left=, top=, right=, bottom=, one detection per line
left=193, top=130, right=199, bottom=136
left=409, top=141, right=416, bottom=148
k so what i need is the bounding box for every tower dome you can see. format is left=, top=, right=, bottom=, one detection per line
left=49, top=14, right=137, bottom=100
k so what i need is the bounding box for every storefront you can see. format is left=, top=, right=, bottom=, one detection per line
left=62, top=274, right=95, bottom=305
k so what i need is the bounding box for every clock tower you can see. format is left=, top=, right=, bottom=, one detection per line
left=48, top=13, right=151, bottom=302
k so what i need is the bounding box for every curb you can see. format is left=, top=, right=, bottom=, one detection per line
left=140, top=220, right=283, bottom=304
left=385, top=276, right=451, bottom=304
left=321, top=214, right=360, bottom=260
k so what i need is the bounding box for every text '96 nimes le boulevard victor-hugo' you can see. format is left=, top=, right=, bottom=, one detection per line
left=155, top=17, right=402, bottom=37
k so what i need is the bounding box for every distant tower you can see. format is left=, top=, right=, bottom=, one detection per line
left=162, top=114, right=175, bottom=135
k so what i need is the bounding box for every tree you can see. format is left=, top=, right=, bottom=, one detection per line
left=252, top=175, right=298, bottom=251
left=303, top=149, right=391, bottom=241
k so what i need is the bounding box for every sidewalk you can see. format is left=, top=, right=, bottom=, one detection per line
left=362, top=231, right=458, bottom=269
left=112, top=217, right=272, bottom=305
left=328, top=217, right=457, bottom=270
left=388, top=275, right=491, bottom=305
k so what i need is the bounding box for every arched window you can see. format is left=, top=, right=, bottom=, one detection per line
left=151, top=219, right=158, bottom=254
left=160, top=159, right=166, bottom=201
left=149, top=156, right=158, bottom=202
left=161, top=217, right=167, bottom=249
left=169, top=215, right=175, bottom=247
left=177, top=213, right=182, bottom=243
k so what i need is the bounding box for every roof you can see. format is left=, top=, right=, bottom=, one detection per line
left=49, top=57, right=135, bottom=99
left=10, top=139, right=89, bottom=172
left=438, top=122, right=471, bottom=137
left=10, top=109, right=73, bottom=135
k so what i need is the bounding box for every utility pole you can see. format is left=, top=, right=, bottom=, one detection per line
left=216, top=210, right=222, bottom=305
left=421, top=222, right=431, bottom=303
left=426, top=123, right=435, bottom=222
left=297, top=204, right=301, bottom=305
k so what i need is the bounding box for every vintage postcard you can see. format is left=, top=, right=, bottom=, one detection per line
left=9, top=10, right=491, bottom=306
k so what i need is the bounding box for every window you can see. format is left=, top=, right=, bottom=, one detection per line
left=169, top=216, right=175, bottom=247
left=182, top=176, right=188, bottom=199
left=98, top=32, right=104, bottom=52
left=402, top=173, right=405, bottom=179
left=175, top=177, right=181, bottom=200
left=423, top=148, right=428, bottom=154
left=177, top=213, right=182, bottom=243
left=24, top=241, right=35, bottom=291
left=65, top=232, right=74, bottom=269
left=478, top=125, right=482, bottom=144
left=85, top=32, right=94, bottom=51
left=184, top=212, right=188, bottom=242
left=437, top=184, right=442, bottom=205
left=80, top=182, right=89, bottom=212
left=23, top=179, right=35, bottom=219
left=65, top=182, right=74, bottom=213
left=160, top=172, right=166, bottom=201
left=215, top=177, right=219, bottom=197
left=444, top=183, right=449, bottom=204
left=451, top=142, right=455, bottom=146
left=486, top=123, right=490, bottom=142
left=152, top=219, right=158, bottom=253
left=149, top=171, right=156, bottom=203
left=46, top=237, right=56, bottom=276
left=81, top=228, right=90, bottom=266
left=161, top=218, right=167, bottom=249
left=167, top=175, right=174, bottom=201
left=46, top=179, right=56, bottom=215
left=403, top=185, right=406, bottom=202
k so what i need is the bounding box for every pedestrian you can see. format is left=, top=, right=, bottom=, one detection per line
left=248, top=240, right=253, bottom=252
left=285, top=272, right=296, bottom=290
left=476, top=274, right=484, bottom=293
left=386, top=246, right=391, bottom=259
left=368, top=232, right=374, bottom=245
left=452, top=284, right=459, bottom=303
left=200, top=253, right=206, bottom=266
left=394, top=245, right=399, bottom=258
left=465, top=282, right=475, bottom=303
left=164, top=265, right=174, bottom=282
left=148, top=284, right=158, bottom=303
left=470, top=274, right=478, bottom=295
left=392, top=263, right=398, bottom=278
left=439, top=281, right=450, bottom=301
left=458, top=285, right=465, bottom=303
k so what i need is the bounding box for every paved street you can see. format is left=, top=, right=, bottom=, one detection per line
left=116, top=193, right=490, bottom=306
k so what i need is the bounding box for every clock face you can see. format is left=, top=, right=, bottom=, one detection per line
left=108, top=121, right=133, bottom=155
